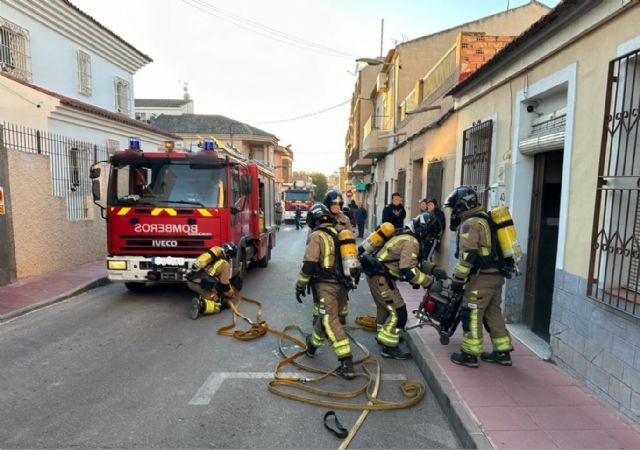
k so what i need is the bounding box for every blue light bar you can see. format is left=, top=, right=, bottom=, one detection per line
left=203, top=139, right=216, bottom=150
left=128, top=137, right=141, bottom=150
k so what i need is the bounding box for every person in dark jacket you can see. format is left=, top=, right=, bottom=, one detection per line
left=422, top=198, right=446, bottom=260
left=349, top=200, right=358, bottom=225
left=426, top=199, right=446, bottom=235
left=294, top=205, right=302, bottom=230
left=382, top=193, right=406, bottom=230
left=355, top=203, right=367, bottom=238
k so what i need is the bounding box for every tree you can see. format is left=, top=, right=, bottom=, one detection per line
left=310, top=172, right=328, bottom=202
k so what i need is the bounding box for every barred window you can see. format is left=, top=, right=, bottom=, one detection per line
left=0, top=17, right=31, bottom=81
left=461, top=120, right=493, bottom=207
left=76, top=50, right=92, bottom=96
left=114, top=77, right=130, bottom=114
left=589, top=49, right=640, bottom=317
left=106, top=139, right=120, bottom=154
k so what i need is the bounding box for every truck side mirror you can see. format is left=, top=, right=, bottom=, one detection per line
left=92, top=179, right=101, bottom=201
left=90, top=166, right=101, bottom=179
left=242, top=175, right=253, bottom=195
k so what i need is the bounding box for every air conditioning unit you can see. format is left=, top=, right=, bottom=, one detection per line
left=377, top=72, right=388, bottom=93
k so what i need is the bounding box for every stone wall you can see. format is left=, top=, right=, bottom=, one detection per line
left=550, top=270, right=640, bottom=421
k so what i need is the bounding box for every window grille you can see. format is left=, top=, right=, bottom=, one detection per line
left=426, top=160, right=444, bottom=204
left=114, top=77, right=130, bottom=114
left=0, top=17, right=31, bottom=81
left=106, top=139, right=120, bottom=154
left=397, top=169, right=406, bottom=200
left=76, top=50, right=92, bottom=96
left=588, top=49, right=640, bottom=317
left=461, top=120, right=493, bottom=207
left=2, top=122, right=109, bottom=221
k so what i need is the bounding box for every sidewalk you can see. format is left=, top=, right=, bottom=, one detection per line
left=0, top=261, right=108, bottom=322
left=400, top=283, right=640, bottom=449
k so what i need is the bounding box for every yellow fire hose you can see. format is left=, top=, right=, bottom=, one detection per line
left=217, top=289, right=426, bottom=448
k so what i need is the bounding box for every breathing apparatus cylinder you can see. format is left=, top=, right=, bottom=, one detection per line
left=490, top=206, right=522, bottom=263
left=338, top=229, right=358, bottom=278
left=358, top=222, right=395, bottom=255
left=192, top=246, right=223, bottom=271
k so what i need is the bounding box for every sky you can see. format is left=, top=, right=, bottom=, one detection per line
left=73, top=0, right=559, bottom=175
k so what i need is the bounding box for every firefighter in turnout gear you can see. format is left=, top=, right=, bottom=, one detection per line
left=444, top=186, right=513, bottom=368
left=187, top=242, right=238, bottom=320
left=309, top=190, right=353, bottom=326
left=365, top=212, right=444, bottom=359
left=297, top=203, right=356, bottom=380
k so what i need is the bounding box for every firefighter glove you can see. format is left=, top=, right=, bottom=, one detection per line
left=432, top=268, right=448, bottom=280
left=295, top=285, right=306, bottom=303
left=411, top=283, right=421, bottom=290
left=451, top=280, right=465, bottom=296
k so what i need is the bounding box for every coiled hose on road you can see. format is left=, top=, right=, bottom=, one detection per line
left=217, top=288, right=426, bottom=449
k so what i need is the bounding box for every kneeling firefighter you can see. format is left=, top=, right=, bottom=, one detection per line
left=444, top=186, right=514, bottom=368
left=362, top=212, right=446, bottom=359
left=187, top=242, right=238, bottom=320
left=296, top=202, right=357, bottom=380
left=310, top=190, right=354, bottom=326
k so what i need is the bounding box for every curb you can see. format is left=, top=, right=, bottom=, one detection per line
left=406, top=330, right=494, bottom=450
left=0, top=276, right=111, bottom=323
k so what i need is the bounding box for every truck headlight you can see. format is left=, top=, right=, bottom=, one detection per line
left=108, top=260, right=127, bottom=270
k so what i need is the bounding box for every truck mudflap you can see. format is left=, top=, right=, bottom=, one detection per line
left=107, top=255, right=195, bottom=283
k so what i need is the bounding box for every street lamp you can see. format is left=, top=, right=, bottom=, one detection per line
left=356, top=57, right=386, bottom=66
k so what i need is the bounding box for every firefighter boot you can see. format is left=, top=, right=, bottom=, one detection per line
left=450, top=350, right=479, bottom=368
left=335, top=356, right=356, bottom=380
left=381, top=345, right=412, bottom=360
left=481, top=351, right=512, bottom=366
left=191, top=297, right=203, bottom=320
left=305, top=335, right=318, bottom=358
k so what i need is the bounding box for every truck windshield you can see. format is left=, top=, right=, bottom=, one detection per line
left=285, top=192, right=312, bottom=201
left=108, top=162, right=226, bottom=208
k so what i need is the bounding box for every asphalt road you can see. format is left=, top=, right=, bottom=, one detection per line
left=0, top=224, right=460, bottom=449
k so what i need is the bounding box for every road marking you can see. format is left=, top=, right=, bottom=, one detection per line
left=189, top=371, right=407, bottom=405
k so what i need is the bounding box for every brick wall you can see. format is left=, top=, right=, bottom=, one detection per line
left=458, top=33, right=515, bottom=81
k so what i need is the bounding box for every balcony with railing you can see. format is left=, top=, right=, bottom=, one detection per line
left=362, top=115, right=389, bottom=159
left=348, top=145, right=372, bottom=173
left=399, top=33, right=514, bottom=119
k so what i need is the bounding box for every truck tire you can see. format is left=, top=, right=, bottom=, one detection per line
left=257, top=243, right=271, bottom=268
left=125, top=282, right=146, bottom=291
left=231, top=251, right=248, bottom=290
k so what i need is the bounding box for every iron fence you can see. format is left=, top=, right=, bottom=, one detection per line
left=461, top=120, right=493, bottom=207
left=588, top=48, right=640, bottom=317
left=1, top=122, right=109, bottom=220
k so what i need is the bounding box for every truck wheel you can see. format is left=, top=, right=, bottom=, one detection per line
left=257, top=243, right=271, bottom=268
left=125, top=282, right=146, bottom=291
left=232, top=251, right=247, bottom=290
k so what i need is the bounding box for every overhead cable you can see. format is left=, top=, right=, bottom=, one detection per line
left=250, top=99, right=350, bottom=125
left=181, top=0, right=357, bottom=59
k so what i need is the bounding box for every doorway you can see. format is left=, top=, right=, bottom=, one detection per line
left=524, top=149, right=563, bottom=341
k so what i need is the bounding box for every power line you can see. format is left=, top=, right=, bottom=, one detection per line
left=180, top=0, right=357, bottom=59
left=190, top=0, right=356, bottom=58
left=250, top=99, right=350, bottom=125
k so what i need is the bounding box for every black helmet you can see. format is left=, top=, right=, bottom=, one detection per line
left=221, top=242, right=238, bottom=260
left=444, top=186, right=479, bottom=230
left=307, top=203, right=336, bottom=229
left=323, top=190, right=344, bottom=209
left=405, top=212, right=440, bottom=241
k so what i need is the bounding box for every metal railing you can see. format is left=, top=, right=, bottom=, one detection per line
left=460, top=120, right=493, bottom=208
left=588, top=48, right=640, bottom=317
left=0, top=17, right=32, bottom=81
left=421, top=44, right=457, bottom=105
left=1, top=122, right=109, bottom=220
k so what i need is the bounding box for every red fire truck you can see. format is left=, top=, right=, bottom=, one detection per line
left=90, top=138, right=277, bottom=290
left=283, top=180, right=315, bottom=223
